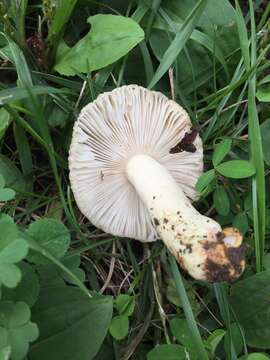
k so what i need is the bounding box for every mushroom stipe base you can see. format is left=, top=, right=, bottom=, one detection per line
left=126, top=154, right=246, bottom=282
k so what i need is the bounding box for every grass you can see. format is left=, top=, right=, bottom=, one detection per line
left=0, top=0, right=270, bottom=359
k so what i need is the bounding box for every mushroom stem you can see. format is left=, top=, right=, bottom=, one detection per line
left=126, top=154, right=246, bottom=282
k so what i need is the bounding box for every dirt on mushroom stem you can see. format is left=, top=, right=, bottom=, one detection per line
left=126, top=154, right=246, bottom=282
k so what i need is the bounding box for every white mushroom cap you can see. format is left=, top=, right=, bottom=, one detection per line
left=69, top=85, right=203, bottom=242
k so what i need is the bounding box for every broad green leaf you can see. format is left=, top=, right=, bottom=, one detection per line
left=36, top=254, right=85, bottom=288
left=233, top=213, right=249, bottom=234
left=109, top=315, right=129, bottom=340
left=94, top=343, right=115, bottom=360
left=54, top=14, right=144, bottom=76
left=148, top=0, right=207, bottom=89
left=0, top=155, right=27, bottom=192
left=115, top=294, right=135, bottom=317
left=0, top=301, right=38, bottom=360
left=36, top=262, right=65, bottom=288
left=0, top=346, right=11, bottom=360
left=147, top=344, right=186, bottom=360
left=260, top=119, right=270, bottom=166
left=0, top=179, right=15, bottom=207
left=195, top=169, right=215, bottom=193
left=230, top=270, right=270, bottom=348
left=26, top=219, right=70, bottom=265
left=0, top=188, right=15, bottom=202
left=216, top=212, right=234, bottom=226
left=48, top=0, right=77, bottom=40
left=213, top=186, right=230, bottom=216
left=2, top=262, right=40, bottom=307
left=30, top=286, right=113, bottom=360
left=212, top=139, right=232, bottom=167
left=256, top=87, right=270, bottom=102
left=0, top=108, right=11, bottom=140
left=205, top=329, right=226, bottom=357
left=25, top=237, right=90, bottom=298
left=0, top=328, right=8, bottom=351
left=169, top=318, right=197, bottom=359
left=263, top=254, right=270, bottom=270
left=216, top=160, right=256, bottom=179
left=0, top=215, right=28, bottom=288
left=240, top=354, right=270, bottom=360
left=0, top=175, right=4, bottom=188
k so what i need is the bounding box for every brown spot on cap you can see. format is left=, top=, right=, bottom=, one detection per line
left=169, top=127, right=198, bottom=154
left=163, top=218, right=168, bottom=224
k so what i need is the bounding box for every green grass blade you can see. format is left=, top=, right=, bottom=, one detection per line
left=4, top=1, right=27, bottom=45
left=248, top=0, right=265, bottom=272
left=46, top=0, right=77, bottom=67
left=158, top=8, right=229, bottom=79
left=145, top=0, right=162, bottom=40
left=148, top=0, right=208, bottom=89
left=235, top=0, right=250, bottom=69
left=214, top=284, right=237, bottom=360
left=203, top=60, right=245, bottom=140
left=168, top=254, right=208, bottom=360
left=139, top=40, right=154, bottom=86
left=13, top=124, right=33, bottom=191
left=131, top=0, right=148, bottom=22
left=3, top=104, right=66, bottom=168
left=252, top=179, right=261, bottom=271
left=48, top=0, right=77, bottom=41
left=249, top=85, right=265, bottom=271
left=2, top=33, right=32, bottom=86
left=0, top=85, right=70, bottom=105
left=258, top=2, right=270, bottom=30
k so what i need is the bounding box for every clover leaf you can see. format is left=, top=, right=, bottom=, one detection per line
left=0, top=214, right=28, bottom=288
left=0, top=175, right=15, bottom=202
left=0, top=301, right=38, bottom=360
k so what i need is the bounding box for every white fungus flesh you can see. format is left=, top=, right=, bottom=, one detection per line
left=69, top=85, right=246, bottom=282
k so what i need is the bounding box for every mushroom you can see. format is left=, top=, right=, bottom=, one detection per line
left=69, top=85, right=246, bottom=282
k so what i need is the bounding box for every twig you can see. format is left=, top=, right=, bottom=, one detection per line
left=100, top=241, right=116, bottom=294
left=121, top=301, right=155, bottom=360
left=169, top=67, right=175, bottom=101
